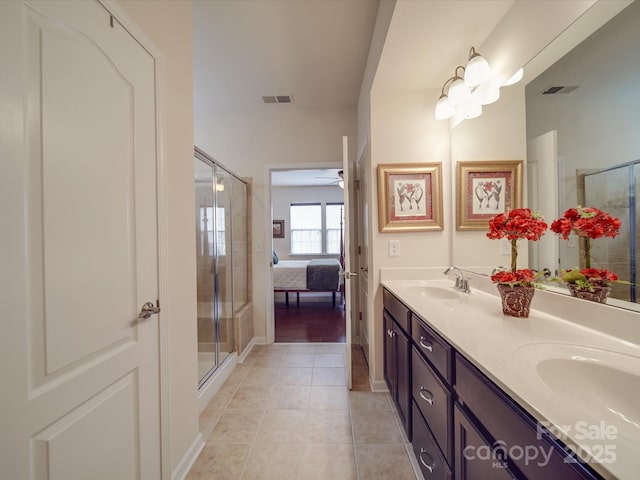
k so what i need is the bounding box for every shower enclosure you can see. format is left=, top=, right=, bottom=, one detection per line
left=194, top=148, right=249, bottom=387
left=582, top=160, right=639, bottom=303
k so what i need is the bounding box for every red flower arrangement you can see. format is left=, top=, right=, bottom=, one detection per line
left=487, top=209, right=548, bottom=286
left=551, top=206, right=621, bottom=289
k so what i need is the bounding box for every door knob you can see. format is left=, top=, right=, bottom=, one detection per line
left=137, top=301, right=161, bottom=320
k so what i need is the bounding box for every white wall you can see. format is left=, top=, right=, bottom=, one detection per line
left=367, top=88, right=451, bottom=384
left=118, top=1, right=199, bottom=474
left=194, top=107, right=356, bottom=339
left=272, top=185, right=344, bottom=261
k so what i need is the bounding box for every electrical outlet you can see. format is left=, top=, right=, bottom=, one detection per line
left=499, top=238, right=511, bottom=256
left=388, top=239, right=400, bottom=257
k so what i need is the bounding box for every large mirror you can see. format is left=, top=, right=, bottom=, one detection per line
left=525, top=0, right=640, bottom=309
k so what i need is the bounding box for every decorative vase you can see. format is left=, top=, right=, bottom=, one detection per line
left=497, top=284, right=535, bottom=318
left=567, top=283, right=611, bottom=303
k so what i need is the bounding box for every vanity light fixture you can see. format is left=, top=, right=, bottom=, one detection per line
left=435, top=46, right=518, bottom=124
left=464, top=47, right=491, bottom=87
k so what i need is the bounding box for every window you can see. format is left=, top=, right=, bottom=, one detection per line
left=290, top=204, right=322, bottom=254
left=290, top=202, right=343, bottom=254
left=326, top=203, right=344, bottom=254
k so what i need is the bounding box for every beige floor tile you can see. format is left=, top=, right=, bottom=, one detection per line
left=241, top=366, right=281, bottom=386
left=355, top=444, right=417, bottom=480
left=281, top=344, right=317, bottom=354
left=226, top=385, right=275, bottom=411
left=258, top=353, right=291, bottom=367
left=277, top=367, right=313, bottom=385
left=314, top=353, right=345, bottom=367
left=351, top=409, right=405, bottom=444
left=282, top=353, right=316, bottom=367
left=209, top=409, right=264, bottom=444
left=255, top=409, right=308, bottom=444
left=186, top=442, right=250, bottom=480
left=270, top=385, right=311, bottom=409
left=348, top=391, right=392, bottom=412
left=299, top=444, right=357, bottom=480
left=241, top=443, right=304, bottom=480
left=315, top=344, right=347, bottom=354
left=312, top=367, right=347, bottom=386
left=305, top=409, right=352, bottom=444
left=308, top=386, right=349, bottom=410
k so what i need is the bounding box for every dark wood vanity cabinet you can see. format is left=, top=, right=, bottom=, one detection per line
left=383, top=289, right=411, bottom=436
left=382, top=288, right=605, bottom=480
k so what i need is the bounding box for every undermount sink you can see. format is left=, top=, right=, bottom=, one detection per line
left=406, top=285, right=460, bottom=300
left=512, top=343, right=640, bottom=446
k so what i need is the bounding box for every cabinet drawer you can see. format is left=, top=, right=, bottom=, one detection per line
left=455, top=353, right=602, bottom=480
left=454, top=403, right=518, bottom=480
left=412, top=402, right=453, bottom=480
left=383, top=289, right=410, bottom=333
left=412, top=347, right=452, bottom=464
left=412, top=314, right=452, bottom=383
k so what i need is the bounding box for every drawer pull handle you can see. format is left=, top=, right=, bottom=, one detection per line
left=419, top=448, right=435, bottom=473
left=419, top=387, right=434, bottom=405
left=419, top=336, right=433, bottom=352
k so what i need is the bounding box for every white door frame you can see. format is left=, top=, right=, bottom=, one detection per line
left=264, top=161, right=343, bottom=344
left=100, top=1, right=171, bottom=476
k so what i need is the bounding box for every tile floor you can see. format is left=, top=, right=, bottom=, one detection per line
left=187, top=343, right=421, bottom=480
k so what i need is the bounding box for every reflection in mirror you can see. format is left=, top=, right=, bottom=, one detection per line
left=526, top=0, right=640, bottom=308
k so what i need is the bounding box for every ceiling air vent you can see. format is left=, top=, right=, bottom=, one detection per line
left=540, top=85, right=580, bottom=95
left=262, top=94, right=294, bottom=104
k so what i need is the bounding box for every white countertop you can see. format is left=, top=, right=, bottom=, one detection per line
left=381, top=271, right=640, bottom=480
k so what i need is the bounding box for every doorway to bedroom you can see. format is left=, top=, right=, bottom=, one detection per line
left=270, top=167, right=346, bottom=343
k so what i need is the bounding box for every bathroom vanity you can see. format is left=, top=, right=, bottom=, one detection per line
left=382, top=273, right=640, bottom=480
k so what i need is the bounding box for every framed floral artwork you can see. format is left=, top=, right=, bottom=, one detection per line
left=456, top=160, right=523, bottom=230
left=272, top=219, right=284, bottom=238
left=377, top=163, right=443, bottom=232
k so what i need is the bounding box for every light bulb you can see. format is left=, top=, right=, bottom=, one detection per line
left=338, top=180, right=344, bottom=189
left=465, top=102, right=482, bottom=119
left=435, top=95, right=455, bottom=120
left=503, top=68, right=523, bottom=86
left=448, top=77, right=470, bottom=106
left=482, top=87, right=500, bottom=105
left=464, top=51, right=491, bottom=87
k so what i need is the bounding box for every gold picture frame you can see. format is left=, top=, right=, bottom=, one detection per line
left=456, top=160, right=523, bottom=231
left=377, top=163, right=443, bottom=232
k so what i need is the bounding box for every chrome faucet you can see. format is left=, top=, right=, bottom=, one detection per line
left=444, top=266, right=470, bottom=293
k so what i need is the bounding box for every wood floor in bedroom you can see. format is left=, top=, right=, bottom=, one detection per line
left=274, top=292, right=346, bottom=343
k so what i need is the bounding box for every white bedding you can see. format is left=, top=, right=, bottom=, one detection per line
left=273, top=260, right=309, bottom=289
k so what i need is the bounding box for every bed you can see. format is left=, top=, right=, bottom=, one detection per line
left=273, top=258, right=343, bottom=307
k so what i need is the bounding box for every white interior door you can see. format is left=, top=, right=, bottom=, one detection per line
left=342, top=136, right=353, bottom=389
left=527, top=131, right=559, bottom=274
left=0, top=1, right=161, bottom=478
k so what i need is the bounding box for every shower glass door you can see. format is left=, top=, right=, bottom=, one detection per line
left=214, top=165, right=235, bottom=367
left=195, top=158, right=218, bottom=383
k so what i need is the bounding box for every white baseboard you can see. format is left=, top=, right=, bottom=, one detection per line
left=370, top=379, right=389, bottom=393
left=197, top=353, right=238, bottom=414
left=238, top=337, right=264, bottom=363
left=171, top=433, right=204, bottom=480
left=252, top=336, right=267, bottom=345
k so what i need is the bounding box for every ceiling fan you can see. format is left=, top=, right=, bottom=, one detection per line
left=315, top=169, right=344, bottom=188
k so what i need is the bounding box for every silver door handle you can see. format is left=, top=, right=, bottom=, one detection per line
left=137, top=301, right=161, bottom=320
left=345, top=271, right=357, bottom=279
